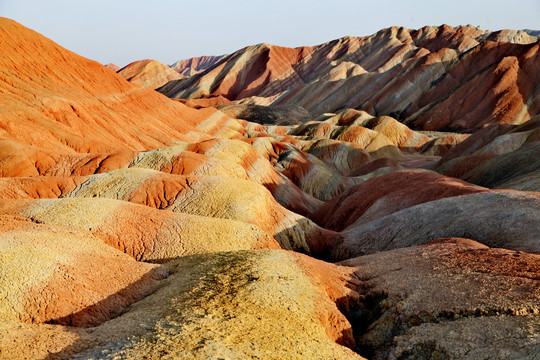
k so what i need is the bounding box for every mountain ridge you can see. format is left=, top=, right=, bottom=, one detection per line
left=157, top=24, right=540, bottom=132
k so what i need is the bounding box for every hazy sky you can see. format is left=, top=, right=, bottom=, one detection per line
left=1, top=0, right=539, bottom=67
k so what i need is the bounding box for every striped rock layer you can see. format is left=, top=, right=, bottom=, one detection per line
left=159, top=25, right=540, bottom=131
left=0, top=17, right=538, bottom=359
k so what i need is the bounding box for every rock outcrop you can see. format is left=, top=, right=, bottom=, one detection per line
left=0, top=17, right=236, bottom=157
left=310, top=170, right=489, bottom=231
left=340, top=238, right=540, bottom=359
left=0, top=250, right=365, bottom=359
left=0, top=215, right=167, bottom=328
left=104, top=63, right=120, bottom=71
left=334, top=191, right=540, bottom=259
left=436, top=115, right=540, bottom=191
left=0, top=198, right=279, bottom=262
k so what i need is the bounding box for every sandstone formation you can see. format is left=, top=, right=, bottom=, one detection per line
left=0, top=250, right=365, bottom=359
left=0, top=215, right=167, bottom=328
left=0, top=169, right=333, bottom=253
left=436, top=115, right=540, bottom=191
left=0, top=198, right=279, bottom=262
left=0, top=17, right=234, bottom=158
left=310, top=170, right=489, bottom=231
left=0, top=17, right=538, bottom=360
left=334, top=191, right=540, bottom=260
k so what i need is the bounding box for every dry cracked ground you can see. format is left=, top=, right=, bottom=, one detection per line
left=0, top=18, right=539, bottom=359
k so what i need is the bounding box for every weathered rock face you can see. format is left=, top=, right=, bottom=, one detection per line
left=0, top=215, right=167, bottom=328
left=340, top=238, right=540, bottom=360
left=436, top=115, right=540, bottom=191
left=0, top=198, right=280, bottom=262
left=310, top=170, right=489, bottom=231
left=0, top=17, right=244, bottom=164
left=1, top=17, right=539, bottom=360
left=117, top=59, right=185, bottom=89
left=158, top=25, right=540, bottom=131
left=161, top=43, right=314, bottom=101
left=0, top=169, right=334, bottom=253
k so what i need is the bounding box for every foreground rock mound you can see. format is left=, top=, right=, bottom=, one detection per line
left=341, top=238, right=540, bottom=359
left=0, top=250, right=364, bottom=359
left=0, top=169, right=335, bottom=253
left=0, top=215, right=166, bottom=327
left=0, top=198, right=279, bottom=262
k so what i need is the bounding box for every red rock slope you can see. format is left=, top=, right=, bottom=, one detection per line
left=104, top=63, right=120, bottom=72
left=0, top=17, right=224, bottom=155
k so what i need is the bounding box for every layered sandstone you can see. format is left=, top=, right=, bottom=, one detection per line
left=0, top=17, right=538, bottom=360
left=159, top=25, right=540, bottom=131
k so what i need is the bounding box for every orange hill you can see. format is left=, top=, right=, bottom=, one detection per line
left=0, top=17, right=227, bottom=155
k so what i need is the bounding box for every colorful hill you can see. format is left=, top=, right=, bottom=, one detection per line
left=0, top=17, right=538, bottom=359
left=159, top=25, right=540, bottom=131
left=117, top=59, right=185, bottom=89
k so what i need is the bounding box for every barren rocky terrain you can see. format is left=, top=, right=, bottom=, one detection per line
left=0, top=17, right=538, bottom=359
